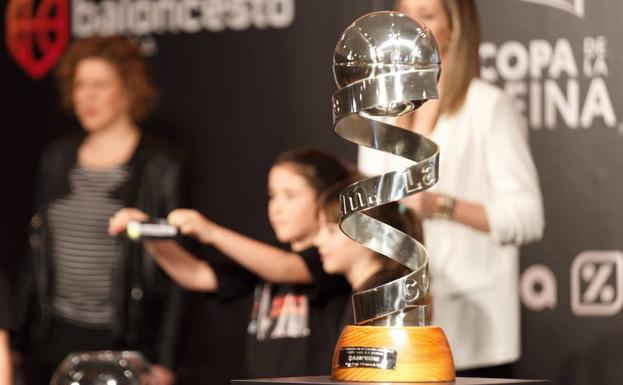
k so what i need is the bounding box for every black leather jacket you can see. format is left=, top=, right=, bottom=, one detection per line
left=13, top=132, right=186, bottom=368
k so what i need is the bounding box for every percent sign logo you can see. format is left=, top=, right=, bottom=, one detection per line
left=5, top=0, right=70, bottom=79
left=571, top=251, right=623, bottom=316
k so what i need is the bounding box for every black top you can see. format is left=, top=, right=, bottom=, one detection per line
left=215, top=247, right=350, bottom=378
left=340, top=268, right=405, bottom=327
left=13, top=132, right=186, bottom=367
left=0, top=272, right=11, bottom=330
left=245, top=247, right=350, bottom=378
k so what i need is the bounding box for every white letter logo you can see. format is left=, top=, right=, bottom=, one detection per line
left=520, top=264, right=557, bottom=311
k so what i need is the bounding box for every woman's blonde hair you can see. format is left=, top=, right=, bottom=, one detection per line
left=439, top=0, right=480, bottom=114
left=397, top=0, right=481, bottom=115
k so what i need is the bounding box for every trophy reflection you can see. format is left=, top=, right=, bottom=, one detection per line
left=331, top=11, right=455, bottom=382
left=50, top=351, right=155, bottom=385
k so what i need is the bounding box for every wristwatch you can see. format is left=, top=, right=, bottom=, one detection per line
left=433, top=194, right=456, bottom=220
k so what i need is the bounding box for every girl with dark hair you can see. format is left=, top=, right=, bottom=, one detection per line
left=109, top=147, right=353, bottom=378
left=313, top=178, right=429, bottom=326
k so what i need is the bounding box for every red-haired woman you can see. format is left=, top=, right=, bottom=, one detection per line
left=14, top=36, right=184, bottom=385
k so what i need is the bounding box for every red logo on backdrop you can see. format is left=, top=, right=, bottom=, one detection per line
left=5, top=0, right=69, bottom=79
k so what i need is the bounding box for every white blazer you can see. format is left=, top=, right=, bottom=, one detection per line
left=358, top=79, right=545, bottom=370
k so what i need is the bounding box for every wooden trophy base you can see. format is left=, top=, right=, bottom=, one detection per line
left=331, top=325, right=455, bottom=383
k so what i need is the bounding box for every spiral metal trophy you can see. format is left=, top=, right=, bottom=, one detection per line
left=330, top=12, right=455, bottom=382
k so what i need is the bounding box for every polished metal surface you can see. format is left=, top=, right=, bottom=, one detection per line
left=332, top=11, right=440, bottom=326
left=127, top=220, right=178, bottom=240
left=50, top=351, right=154, bottom=385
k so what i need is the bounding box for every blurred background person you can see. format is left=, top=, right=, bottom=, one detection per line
left=314, top=178, right=430, bottom=327
left=109, top=148, right=353, bottom=379
left=13, top=36, right=185, bottom=385
left=359, top=0, right=545, bottom=377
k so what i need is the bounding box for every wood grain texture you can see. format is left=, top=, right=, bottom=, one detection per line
left=331, top=325, right=455, bottom=382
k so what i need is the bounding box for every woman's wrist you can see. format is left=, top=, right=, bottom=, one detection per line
left=432, top=194, right=456, bottom=220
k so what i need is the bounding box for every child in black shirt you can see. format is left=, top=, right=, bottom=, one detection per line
left=110, top=148, right=353, bottom=378
left=313, top=178, right=430, bottom=327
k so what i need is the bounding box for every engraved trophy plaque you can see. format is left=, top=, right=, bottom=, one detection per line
left=331, top=11, right=455, bottom=382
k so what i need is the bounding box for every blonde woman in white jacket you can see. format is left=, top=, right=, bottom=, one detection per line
left=358, top=0, right=545, bottom=376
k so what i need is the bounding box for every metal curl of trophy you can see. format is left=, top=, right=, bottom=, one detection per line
left=331, top=11, right=455, bottom=382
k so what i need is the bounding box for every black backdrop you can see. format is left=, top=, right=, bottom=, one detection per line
left=3, top=1, right=623, bottom=385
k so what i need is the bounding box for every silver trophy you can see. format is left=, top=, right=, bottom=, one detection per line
left=330, top=11, right=454, bottom=382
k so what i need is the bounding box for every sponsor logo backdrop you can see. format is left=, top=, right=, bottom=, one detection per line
left=478, top=1, right=623, bottom=384
left=2, top=1, right=622, bottom=384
